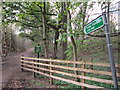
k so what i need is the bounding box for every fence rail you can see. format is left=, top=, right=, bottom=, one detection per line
left=21, top=56, right=120, bottom=89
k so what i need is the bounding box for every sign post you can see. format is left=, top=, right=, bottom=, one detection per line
left=84, top=14, right=118, bottom=88
left=34, top=45, right=41, bottom=58
left=34, top=45, right=42, bottom=78
left=103, top=12, right=118, bottom=88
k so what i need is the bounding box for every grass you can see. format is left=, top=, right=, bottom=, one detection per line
left=28, top=66, right=120, bottom=88
left=29, top=36, right=119, bottom=88
left=44, top=79, right=50, bottom=83
left=53, top=80, right=81, bottom=88
left=32, top=69, right=120, bottom=88
left=52, top=72, right=120, bottom=88
left=30, top=80, right=45, bottom=87
left=78, top=37, right=120, bottom=67
left=85, top=79, right=114, bottom=88
left=35, top=82, right=45, bottom=87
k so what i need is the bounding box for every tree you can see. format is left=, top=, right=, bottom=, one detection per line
left=42, top=2, right=48, bottom=58
left=68, top=10, right=79, bottom=81
left=3, top=1, right=119, bottom=60
left=67, top=2, right=89, bottom=81
left=0, top=5, right=2, bottom=60
left=61, top=2, right=67, bottom=59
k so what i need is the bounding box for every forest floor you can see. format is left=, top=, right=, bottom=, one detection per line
left=2, top=48, right=58, bottom=89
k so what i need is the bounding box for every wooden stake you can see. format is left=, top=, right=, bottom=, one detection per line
left=90, top=58, right=93, bottom=70
left=81, top=60, right=86, bottom=90
left=50, top=59, right=53, bottom=85
left=34, top=59, right=36, bottom=78
left=21, top=55, right=24, bottom=71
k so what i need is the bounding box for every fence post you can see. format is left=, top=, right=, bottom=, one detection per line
left=81, top=60, right=86, bottom=90
left=90, top=58, right=93, bottom=70
left=37, top=58, right=40, bottom=76
left=50, top=59, right=53, bottom=85
left=34, top=59, right=36, bottom=78
left=21, top=55, right=24, bottom=71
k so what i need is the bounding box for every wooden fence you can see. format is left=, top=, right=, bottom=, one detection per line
left=21, top=56, right=120, bottom=89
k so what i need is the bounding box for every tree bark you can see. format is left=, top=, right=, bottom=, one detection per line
left=61, top=2, right=67, bottom=59
left=3, top=27, right=7, bottom=56
left=68, top=10, right=80, bottom=82
left=0, top=6, right=2, bottom=86
left=0, top=22, right=2, bottom=61
left=53, top=30, right=59, bottom=59
left=81, top=2, right=88, bottom=44
left=42, top=2, right=48, bottom=58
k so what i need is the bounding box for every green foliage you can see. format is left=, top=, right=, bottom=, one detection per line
left=3, top=2, right=91, bottom=43
left=3, top=2, right=117, bottom=62
left=86, top=79, right=114, bottom=88
left=54, top=80, right=81, bottom=88
left=19, top=32, right=27, bottom=38
left=30, top=80, right=45, bottom=87
left=19, top=28, right=42, bottom=43
left=53, top=68, right=118, bottom=88
left=64, top=44, right=73, bottom=60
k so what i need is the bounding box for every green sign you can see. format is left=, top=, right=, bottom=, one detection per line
left=34, top=46, right=41, bottom=53
left=84, top=15, right=105, bottom=34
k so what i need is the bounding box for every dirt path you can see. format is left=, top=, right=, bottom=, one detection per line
left=2, top=48, right=34, bottom=87
left=2, top=48, right=58, bottom=89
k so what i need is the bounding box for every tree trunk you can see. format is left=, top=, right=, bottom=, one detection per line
left=70, top=36, right=80, bottom=81
left=61, top=2, right=67, bottom=59
left=42, top=2, right=48, bottom=58
left=53, top=30, right=59, bottom=59
left=0, top=22, right=2, bottom=61
left=81, top=2, right=88, bottom=44
left=0, top=8, right=2, bottom=85
left=3, top=27, right=7, bottom=56
left=68, top=10, right=80, bottom=81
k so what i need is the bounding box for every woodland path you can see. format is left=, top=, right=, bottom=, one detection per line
left=2, top=48, right=57, bottom=88
left=2, top=48, right=34, bottom=88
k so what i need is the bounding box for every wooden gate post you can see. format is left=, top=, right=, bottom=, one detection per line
left=90, top=58, right=93, bottom=70
left=34, top=59, right=36, bottom=78
left=81, top=60, right=86, bottom=90
left=50, top=59, right=53, bottom=85
left=21, top=55, right=24, bottom=71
